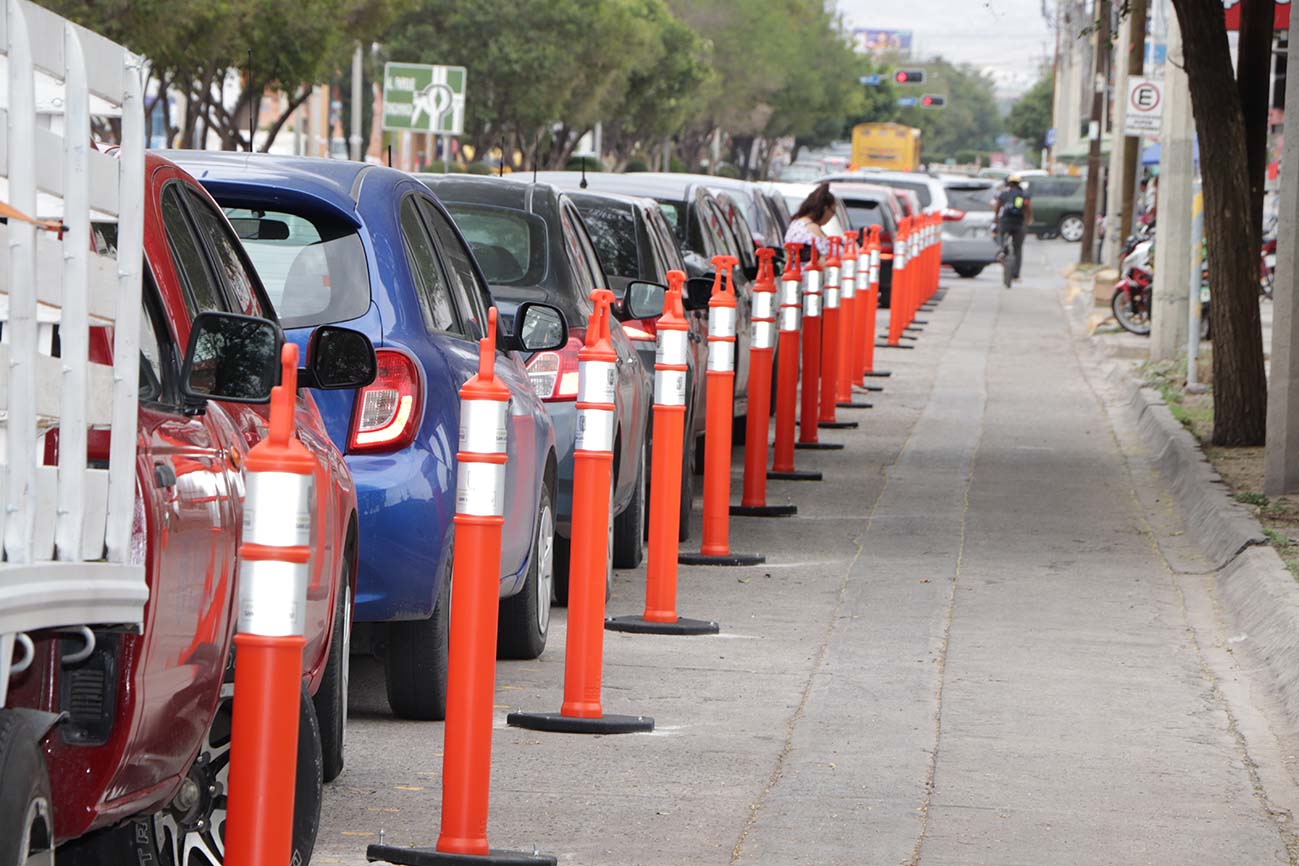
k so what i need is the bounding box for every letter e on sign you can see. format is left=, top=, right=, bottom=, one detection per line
left=1124, top=78, right=1164, bottom=135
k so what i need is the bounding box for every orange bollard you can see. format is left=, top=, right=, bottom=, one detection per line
left=227, top=343, right=311, bottom=866
left=509, top=293, right=654, bottom=735
left=852, top=228, right=887, bottom=386
left=862, top=226, right=894, bottom=375
left=883, top=218, right=916, bottom=351
left=731, top=248, right=798, bottom=516
left=836, top=232, right=874, bottom=408
left=607, top=272, right=720, bottom=635
left=817, top=237, right=857, bottom=430
left=680, top=256, right=765, bottom=566
left=909, top=214, right=932, bottom=325
left=373, top=310, right=559, bottom=866
left=769, top=243, right=822, bottom=482
left=797, top=244, right=843, bottom=451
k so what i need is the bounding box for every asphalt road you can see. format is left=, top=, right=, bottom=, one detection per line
left=315, top=236, right=1299, bottom=866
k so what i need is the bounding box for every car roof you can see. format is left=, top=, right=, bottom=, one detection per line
left=828, top=181, right=902, bottom=200
left=528, top=170, right=706, bottom=202
left=825, top=170, right=942, bottom=187
left=157, top=150, right=382, bottom=215
left=417, top=172, right=561, bottom=213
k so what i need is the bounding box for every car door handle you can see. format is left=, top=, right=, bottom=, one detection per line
left=154, top=461, right=177, bottom=489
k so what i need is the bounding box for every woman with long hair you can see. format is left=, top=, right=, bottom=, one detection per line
left=783, top=182, right=837, bottom=256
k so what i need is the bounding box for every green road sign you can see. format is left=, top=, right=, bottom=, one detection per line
left=382, top=62, right=466, bottom=134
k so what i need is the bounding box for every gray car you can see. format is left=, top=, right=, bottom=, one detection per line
left=939, top=177, right=1000, bottom=278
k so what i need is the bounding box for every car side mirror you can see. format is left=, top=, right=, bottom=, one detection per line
left=684, top=276, right=713, bottom=311
left=181, top=311, right=283, bottom=406
left=301, top=325, right=377, bottom=390
left=620, top=281, right=666, bottom=320
left=513, top=301, right=568, bottom=352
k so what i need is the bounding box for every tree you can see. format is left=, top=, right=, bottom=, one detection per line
left=1169, top=0, right=1268, bottom=444
left=1008, top=69, right=1054, bottom=151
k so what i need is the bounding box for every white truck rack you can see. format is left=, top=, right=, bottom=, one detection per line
left=0, top=0, right=146, bottom=708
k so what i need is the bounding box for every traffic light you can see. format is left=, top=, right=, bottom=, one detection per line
left=894, top=69, right=925, bottom=84
left=921, top=94, right=946, bottom=108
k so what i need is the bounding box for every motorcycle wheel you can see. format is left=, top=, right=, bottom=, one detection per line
left=1111, top=287, right=1152, bottom=335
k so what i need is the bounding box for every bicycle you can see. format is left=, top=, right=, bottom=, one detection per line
left=996, top=228, right=1017, bottom=289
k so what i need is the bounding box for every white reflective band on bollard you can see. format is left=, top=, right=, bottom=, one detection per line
left=870, top=249, right=880, bottom=285
left=456, top=460, right=506, bottom=517
left=842, top=260, right=856, bottom=298
left=238, top=559, right=309, bottom=636
left=827, top=266, right=840, bottom=289
left=576, top=406, right=616, bottom=452
left=780, top=306, right=800, bottom=332
left=243, top=472, right=313, bottom=547
left=654, top=369, right=687, bottom=406
left=752, top=291, right=775, bottom=320
left=656, top=329, right=689, bottom=366
left=751, top=320, right=776, bottom=349
left=578, top=360, right=618, bottom=405
left=825, top=285, right=840, bottom=309
left=804, top=290, right=822, bottom=318
left=805, top=269, right=822, bottom=295
left=709, top=306, right=737, bottom=339
left=780, top=279, right=801, bottom=307
left=459, top=399, right=509, bottom=454
left=708, top=341, right=735, bottom=372
left=857, top=258, right=869, bottom=292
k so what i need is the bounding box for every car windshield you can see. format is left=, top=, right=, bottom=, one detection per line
left=843, top=199, right=887, bottom=230
left=875, top=179, right=932, bottom=208
left=222, top=206, right=370, bottom=330
left=442, top=203, right=547, bottom=287
left=944, top=185, right=996, bottom=213
left=572, top=199, right=640, bottom=279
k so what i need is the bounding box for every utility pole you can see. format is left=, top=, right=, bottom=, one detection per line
left=349, top=42, right=363, bottom=162
left=1118, top=0, right=1149, bottom=258
left=1079, top=1, right=1112, bottom=263
left=1102, top=0, right=1149, bottom=268
left=1265, top=26, right=1299, bottom=493
left=1150, top=10, right=1192, bottom=362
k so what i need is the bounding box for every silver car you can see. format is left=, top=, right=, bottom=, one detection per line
left=939, top=177, right=1000, bottom=278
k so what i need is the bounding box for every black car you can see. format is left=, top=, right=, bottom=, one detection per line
left=829, top=181, right=899, bottom=305
left=421, top=174, right=655, bottom=583
left=566, top=189, right=709, bottom=540
left=531, top=171, right=755, bottom=418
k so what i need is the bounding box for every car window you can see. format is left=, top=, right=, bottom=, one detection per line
left=843, top=199, right=886, bottom=230
left=161, top=185, right=226, bottom=316
left=184, top=188, right=261, bottom=316
left=443, top=202, right=547, bottom=287
left=399, top=196, right=460, bottom=334
left=647, top=208, right=684, bottom=274
left=418, top=198, right=489, bottom=339
left=223, top=205, right=371, bottom=330
left=875, top=179, right=932, bottom=208
left=945, top=185, right=997, bottom=212
left=653, top=199, right=687, bottom=243
left=559, top=204, right=597, bottom=300
left=565, top=201, right=607, bottom=288
left=572, top=198, right=641, bottom=280
left=139, top=274, right=171, bottom=403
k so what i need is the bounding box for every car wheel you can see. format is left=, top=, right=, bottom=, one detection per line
left=314, top=534, right=353, bottom=784
left=953, top=264, right=983, bottom=279
left=1058, top=214, right=1085, bottom=243
left=383, top=550, right=450, bottom=720
left=81, top=682, right=324, bottom=866
left=0, top=711, right=54, bottom=866
left=612, top=442, right=646, bottom=569
left=497, top=480, right=554, bottom=660
left=553, top=471, right=616, bottom=605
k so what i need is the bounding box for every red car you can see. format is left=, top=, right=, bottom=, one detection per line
left=6, top=153, right=371, bottom=866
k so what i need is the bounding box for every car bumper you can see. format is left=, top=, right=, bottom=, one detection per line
left=942, top=235, right=999, bottom=266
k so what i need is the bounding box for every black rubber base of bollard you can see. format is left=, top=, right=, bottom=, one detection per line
left=605, top=615, right=720, bottom=635
left=506, top=711, right=654, bottom=735
left=678, top=550, right=766, bottom=566
left=865, top=370, right=892, bottom=377
left=912, top=318, right=930, bottom=324
left=768, top=469, right=823, bottom=481
left=904, top=327, right=923, bottom=333
left=730, top=503, right=798, bottom=517
left=366, top=845, right=556, bottom=866
left=796, top=441, right=845, bottom=450
left=854, top=384, right=884, bottom=392
left=877, top=342, right=915, bottom=349
left=818, top=420, right=858, bottom=429
left=837, top=401, right=873, bottom=409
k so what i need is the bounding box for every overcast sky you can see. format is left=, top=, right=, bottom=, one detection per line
left=835, top=0, right=1055, bottom=94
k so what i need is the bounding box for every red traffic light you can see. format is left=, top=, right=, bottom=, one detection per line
left=921, top=94, right=946, bottom=108
left=894, top=69, right=925, bottom=84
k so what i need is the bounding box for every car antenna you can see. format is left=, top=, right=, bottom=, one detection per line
left=580, top=156, right=588, bottom=189
left=499, top=140, right=505, bottom=177
left=387, top=144, right=392, bottom=167
left=247, top=49, right=254, bottom=152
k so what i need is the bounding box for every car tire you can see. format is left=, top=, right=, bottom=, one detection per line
left=497, top=480, right=554, bottom=660
left=678, top=429, right=695, bottom=543
left=612, top=442, right=646, bottom=569
left=314, top=532, right=354, bottom=783
left=72, top=682, right=323, bottom=866
left=1058, top=214, right=1085, bottom=243
left=953, top=264, right=984, bottom=279
left=383, top=551, right=450, bottom=721
left=0, top=711, right=54, bottom=866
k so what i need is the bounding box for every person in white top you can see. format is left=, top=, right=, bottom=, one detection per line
left=783, top=182, right=836, bottom=257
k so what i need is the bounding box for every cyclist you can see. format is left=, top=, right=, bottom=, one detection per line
left=994, top=174, right=1033, bottom=284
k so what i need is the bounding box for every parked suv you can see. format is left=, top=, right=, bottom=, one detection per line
left=939, top=177, right=1000, bottom=278
left=171, top=153, right=565, bottom=724
left=1024, top=175, right=1087, bottom=241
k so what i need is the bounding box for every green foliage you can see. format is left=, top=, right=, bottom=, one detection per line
left=566, top=156, right=604, bottom=172
left=465, top=162, right=495, bottom=175
left=624, top=158, right=651, bottom=173
left=1008, top=70, right=1054, bottom=151
left=955, top=149, right=979, bottom=165
left=895, top=57, right=1000, bottom=158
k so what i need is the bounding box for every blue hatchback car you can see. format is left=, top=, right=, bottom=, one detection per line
left=167, top=152, right=564, bottom=721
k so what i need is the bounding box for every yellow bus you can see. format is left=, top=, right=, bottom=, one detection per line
left=850, top=122, right=923, bottom=172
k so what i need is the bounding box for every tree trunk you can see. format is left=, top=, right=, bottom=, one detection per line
left=1171, top=0, right=1269, bottom=444
left=260, top=87, right=313, bottom=152
left=1237, top=0, right=1275, bottom=253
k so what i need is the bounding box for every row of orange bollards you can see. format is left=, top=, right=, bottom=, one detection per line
left=365, top=220, right=943, bottom=866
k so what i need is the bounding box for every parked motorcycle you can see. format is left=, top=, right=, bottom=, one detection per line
left=1111, top=226, right=1211, bottom=339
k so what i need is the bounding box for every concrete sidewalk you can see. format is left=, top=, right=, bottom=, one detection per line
left=318, top=240, right=1298, bottom=865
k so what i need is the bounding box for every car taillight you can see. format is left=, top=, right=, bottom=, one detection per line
left=348, top=349, right=422, bottom=454
left=941, top=208, right=965, bottom=221
left=623, top=320, right=656, bottom=341
left=526, top=334, right=583, bottom=401
left=879, top=229, right=893, bottom=250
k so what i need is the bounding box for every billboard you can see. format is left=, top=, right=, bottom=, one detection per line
left=852, top=28, right=913, bottom=58
left=1223, top=0, right=1291, bottom=30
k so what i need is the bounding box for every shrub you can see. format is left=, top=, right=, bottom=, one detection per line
left=624, top=158, right=650, bottom=173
